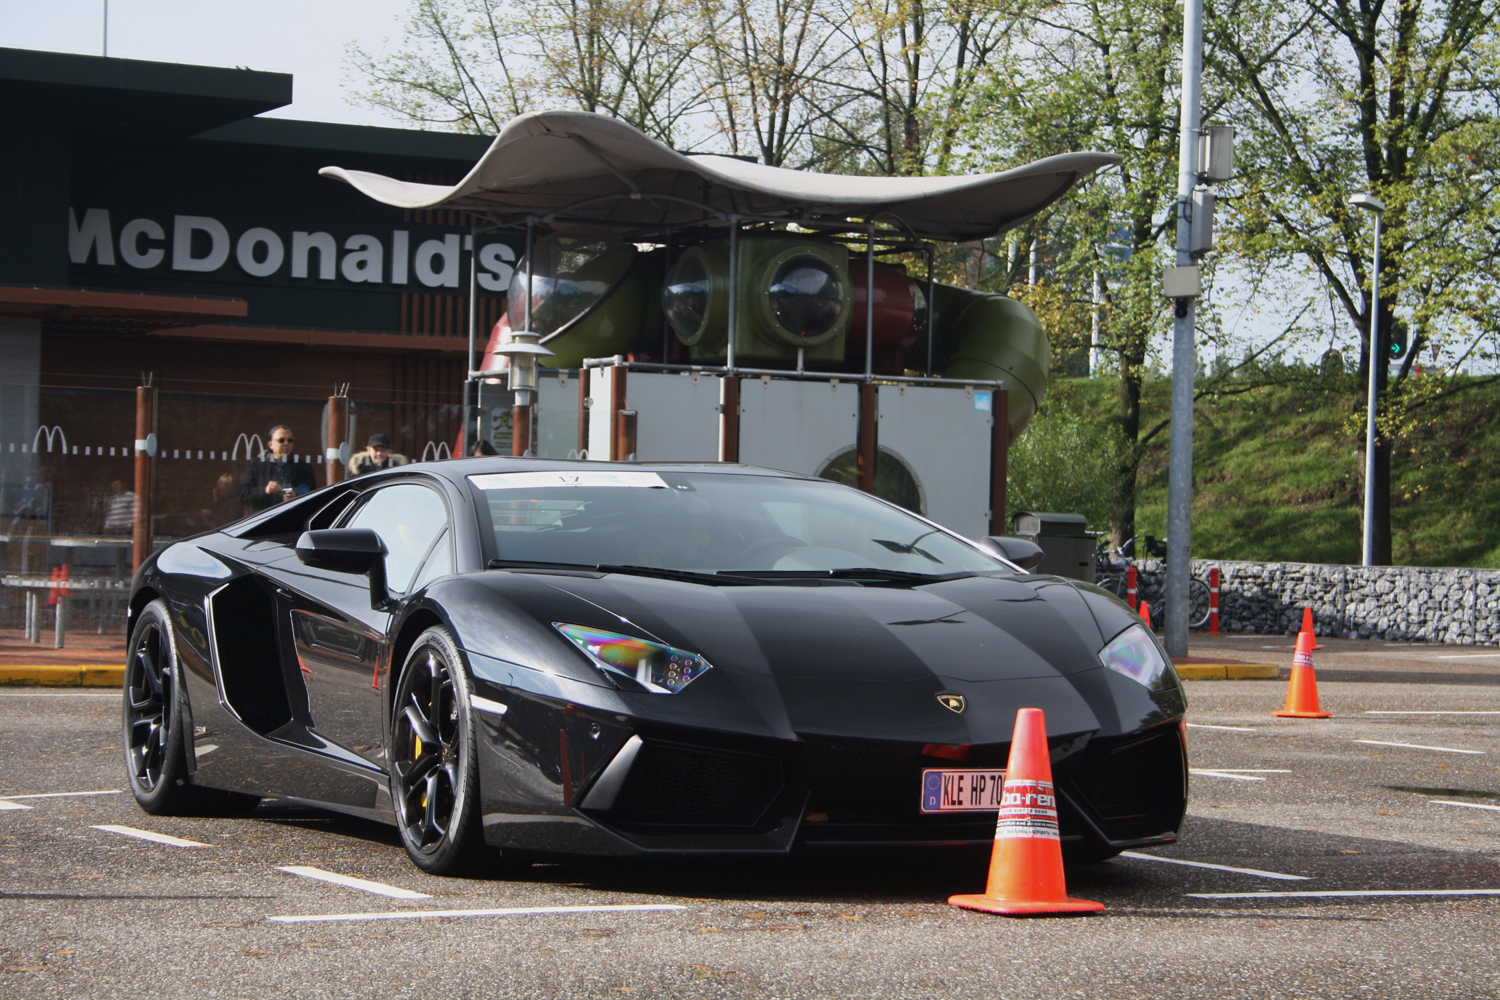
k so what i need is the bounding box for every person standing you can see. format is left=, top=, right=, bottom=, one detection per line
left=348, top=433, right=408, bottom=477
left=102, top=479, right=136, bottom=534
left=237, top=425, right=316, bottom=512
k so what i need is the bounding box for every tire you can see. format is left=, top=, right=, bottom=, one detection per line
left=390, top=626, right=485, bottom=876
left=123, top=599, right=261, bottom=817
left=1187, top=578, right=1212, bottom=630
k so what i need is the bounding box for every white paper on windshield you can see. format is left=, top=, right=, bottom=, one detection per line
left=468, top=471, right=669, bottom=491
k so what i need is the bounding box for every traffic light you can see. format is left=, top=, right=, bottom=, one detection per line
left=1385, top=319, right=1408, bottom=361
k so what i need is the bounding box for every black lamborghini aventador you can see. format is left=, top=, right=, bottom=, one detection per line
left=123, top=460, right=1187, bottom=874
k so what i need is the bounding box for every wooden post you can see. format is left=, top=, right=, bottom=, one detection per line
left=608, top=367, right=628, bottom=461
left=511, top=401, right=531, bottom=457
left=988, top=387, right=1010, bottom=535
left=719, top=377, right=740, bottom=463
left=616, top=410, right=638, bottom=461
left=325, top=392, right=349, bottom=486
left=857, top=382, right=877, bottom=493
left=132, top=382, right=156, bottom=573
left=576, top=368, right=591, bottom=459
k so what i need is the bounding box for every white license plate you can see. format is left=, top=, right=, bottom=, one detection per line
left=920, top=768, right=1008, bottom=813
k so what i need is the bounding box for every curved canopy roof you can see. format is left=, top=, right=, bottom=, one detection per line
left=320, top=111, right=1118, bottom=243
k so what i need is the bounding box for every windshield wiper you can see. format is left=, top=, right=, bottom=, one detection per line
left=722, top=567, right=972, bottom=584
left=488, top=559, right=758, bottom=586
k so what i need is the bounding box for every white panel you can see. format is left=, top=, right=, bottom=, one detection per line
left=534, top=373, right=579, bottom=459
left=584, top=368, right=615, bottom=460
left=628, top=371, right=722, bottom=462
left=739, top=378, right=858, bottom=476
left=877, top=383, right=992, bottom=538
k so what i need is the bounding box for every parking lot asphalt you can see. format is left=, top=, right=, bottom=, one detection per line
left=2, top=645, right=1498, bottom=999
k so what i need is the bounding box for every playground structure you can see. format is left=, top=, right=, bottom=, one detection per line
left=324, top=111, right=1118, bottom=535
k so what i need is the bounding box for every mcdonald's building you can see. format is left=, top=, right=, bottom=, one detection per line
left=0, top=47, right=519, bottom=615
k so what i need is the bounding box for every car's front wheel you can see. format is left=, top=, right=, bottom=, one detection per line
left=390, top=626, right=484, bottom=875
left=124, top=599, right=259, bottom=817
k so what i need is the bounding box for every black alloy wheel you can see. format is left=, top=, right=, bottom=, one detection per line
left=390, top=626, right=483, bottom=875
left=123, top=599, right=260, bottom=817
left=125, top=600, right=180, bottom=805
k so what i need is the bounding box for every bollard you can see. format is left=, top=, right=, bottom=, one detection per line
left=1126, top=565, right=1138, bottom=611
left=54, top=591, right=66, bottom=650
left=26, top=590, right=37, bottom=644
left=1208, top=567, right=1221, bottom=633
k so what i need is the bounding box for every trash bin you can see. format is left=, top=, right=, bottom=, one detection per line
left=1010, top=511, right=1094, bottom=583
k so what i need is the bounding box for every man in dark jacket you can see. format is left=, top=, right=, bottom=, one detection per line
left=349, top=433, right=408, bottom=477
left=238, top=424, right=317, bottom=512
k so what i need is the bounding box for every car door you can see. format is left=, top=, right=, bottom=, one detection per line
left=265, top=480, right=451, bottom=767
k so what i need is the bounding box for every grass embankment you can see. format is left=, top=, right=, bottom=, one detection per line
left=1012, top=374, right=1500, bottom=568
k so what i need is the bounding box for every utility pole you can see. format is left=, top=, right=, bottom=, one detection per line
left=1163, top=0, right=1204, bottom=660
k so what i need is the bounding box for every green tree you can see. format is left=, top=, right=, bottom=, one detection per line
left=967, top=0, right=1209, bottom=549
left=1212, top=0, right=1500, bottom=563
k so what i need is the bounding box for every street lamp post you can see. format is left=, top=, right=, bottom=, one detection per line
left=1350, top=193, right=1385, bottom=568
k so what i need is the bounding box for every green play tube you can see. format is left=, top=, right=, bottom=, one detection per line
left=930, top=283, right=1050, bottom=441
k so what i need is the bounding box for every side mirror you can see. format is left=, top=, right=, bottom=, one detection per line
left=296, top=529, right=391, bottom=609
left=976, top=535, right=1045, bottom=571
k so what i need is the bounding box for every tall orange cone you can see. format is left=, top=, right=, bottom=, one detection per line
left=1300, top=606, right=1323, bottom=649
left=1273, top=630, right=1331, bottom=718
left=949, top=708, right=1104, bottom=916
left=1140, top=601, right=1153, bottom=629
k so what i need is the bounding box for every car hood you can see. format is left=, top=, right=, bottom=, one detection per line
left=456, top=571, right=1177, bottom=744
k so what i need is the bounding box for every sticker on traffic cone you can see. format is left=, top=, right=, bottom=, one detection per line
left=1300, top=607, right=1323, bottom=649
left=1140, top=601, right=1152, bottom=629
left=1273, top=630, right=1331, bottom=718
left=948, top=708, right=1104, bottom=917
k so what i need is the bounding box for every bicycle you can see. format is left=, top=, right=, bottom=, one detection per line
left=1094, top=535, right=1211, bottom=630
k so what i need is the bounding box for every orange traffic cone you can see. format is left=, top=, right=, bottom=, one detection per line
left=1300, top=607, right=1323, bottom=649
left=948, top=708, right=1105, bottom=916
left=1140, top=601, right=1153, bottom=629
left=1273, top=630, right=1331, bottom=718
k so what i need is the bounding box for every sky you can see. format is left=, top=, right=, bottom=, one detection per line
left=1, top=0, right=412, bottom=127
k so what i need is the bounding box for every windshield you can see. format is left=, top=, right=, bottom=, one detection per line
left=468, top=470, right=1007, bottom=578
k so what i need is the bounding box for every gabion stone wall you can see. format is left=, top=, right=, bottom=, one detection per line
left=1133, top=559, right=1500, bottom=645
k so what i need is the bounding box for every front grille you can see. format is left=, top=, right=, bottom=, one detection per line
left=610, top=742, right=784, bottom=827
left=1067, top=726, right=1186, bottom=841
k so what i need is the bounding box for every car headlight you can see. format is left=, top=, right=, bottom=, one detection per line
left=1098, top=624, right=1170, bottom=687
left=553, top=623, right=712, bottom=694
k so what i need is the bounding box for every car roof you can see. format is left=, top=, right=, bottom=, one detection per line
left=409, top=458, right=816, bottom=488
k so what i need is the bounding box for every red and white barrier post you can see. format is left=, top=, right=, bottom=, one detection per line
left=1208, top=567, right=1220, bottom=633
left=1126, top=565, right=1138, bottom=612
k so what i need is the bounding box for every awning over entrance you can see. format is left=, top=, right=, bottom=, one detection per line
left=320, top=111, right=1119, bottom=243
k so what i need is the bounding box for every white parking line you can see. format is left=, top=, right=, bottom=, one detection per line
left=0, top=692, right=120, bottom=698
left=1365, top=711, right=1500, bottom=716
left=1186, top=723, right=1258, bottom=732
left=267, top=903, right=688, bottom=924
left=1191, top=769, right=1290, bottom=782
left=92, top=825, right=210, bottom=847
left=1434, top=654, right=1500, bottom=660
left=0, top=801, right=32, bottom=811
left=1187, top=889, right=1500, bottom=900
left=1430, top=800, right=1500, bottom=813
left=194, top=744, right=218, bottom=758
left=0, top=790, right=120, bottom=800
left=1120, top=851, right=1309, bottom=881
left=1354, top=740, right=1485, bottom=755
left=277, top=866, right=431, bottom=900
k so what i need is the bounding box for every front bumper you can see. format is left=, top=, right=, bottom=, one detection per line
left=473, top=678, right=1186, bottom=858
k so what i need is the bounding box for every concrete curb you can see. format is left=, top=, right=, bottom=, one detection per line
left=1174, top=660, right=1280, bottom=681
left=0, top=665, right=124, bottom=687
